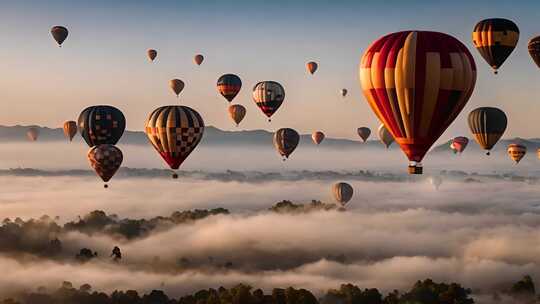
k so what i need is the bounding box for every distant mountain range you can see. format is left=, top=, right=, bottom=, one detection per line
left=3, top=125, right=539, bottom=153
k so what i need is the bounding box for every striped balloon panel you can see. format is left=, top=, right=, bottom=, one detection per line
left=468, top=107, right=507, bottom=151
left=217, top=74, right=242, bottom=102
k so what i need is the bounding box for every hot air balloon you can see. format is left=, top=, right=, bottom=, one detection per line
left=341, top=89, right=348, bottom=97
left=472, top=18, right=519, bottom=74
left=27, top=127, right=39, bottom=141
left=228, top=104, right=246, bottom=126
left=273, top=128, right=299, bottom=160
left=528, top=36, right=540, bottom=68
left=50, top=26, right=68, bottom=47
left=169, top=79, right=185, bottom=97
left=306, top=61, right=318, bottom=74
left=450, top=142, right=457, bottom=154
left=357, top=127, right=371, bottom=142
left=332, top=182, right=353, bottom=205
left=147, top=49, right=157, bottom=62
left=312, top=131, right=325, bottom=145
left=451, top=137, right=469, bottom=154
left=194, top=54, right=204, bottom=65
left=253, top=81, right=285, bottom=122
left=63, top=121, right=77, bottom=142
left=78, top=105, right=126, bottom=147
left=87, top=144, right=123, bottom=188
left=537, top=148, right=540, bottom=160
left=429, top=176, right=443, bottom=190
left=377, top=124, right=394, bottom=149
left=217, top=74, right=241, bottom=102
left=468, top=107, right=507, bottom=155
left=145, top=106, right=204, bottom=178
left=360, top=31, right=476, bottom=174
left=508, top=143, right=526, bottom=164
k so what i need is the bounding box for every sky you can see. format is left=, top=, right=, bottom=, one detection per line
left=1, top=0, right=540, bottom=140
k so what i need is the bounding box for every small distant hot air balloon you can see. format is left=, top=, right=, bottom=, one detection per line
left=451, top=137, right=469, bottom=154
left=508, top=143, right=526, bottom=164
left=312, top=131, right=325, bottom=145
left=341, top=89, right=348, bottom=97
left=217, top=74, right=241, bottom=102
left=528, top=36, right=540, bottom=68
left=357, top=127, right=371, bottom=142
left=228, top=104, right=246, bottom=126
left=27, top=127, right=39, bottom=141
left=194, top=54, right=204, bottom=65
left=537, top=148, right=540, bottom=160
left=88, top=144, right=123, bottom=188
left=332, top=182, right=353, bottom=205
left=468, top=107, right=507, bottom=155
left=253, top=81, right=285, bottom=122
left=377, top=124, right=394, bottom=148
left=472, top=18, right=519, bottom=74
left=51, top=26, right=68, bottom=47
left=169, top=79, right=185, bottom=97
left=63, top=121, right=77, bottom=142
left=273, top=128, right=299, bottom=160
left=360, top=31, right=476, bottom=174
left=429, top=176, right=443, bottom=190
left=147, top=49, right=157, bottom=62
left=450, top=142, right=457, bottom=154
left=78, top=105, right=126, bottom=147
left=306, top=61, right=318, bottom=74
left=145, top=106, right=204, bottom=178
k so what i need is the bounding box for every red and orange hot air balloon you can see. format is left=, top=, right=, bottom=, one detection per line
left=306, top=61, right=318, bottom=74
left=451, top=136, right=469, bottom=154
left=360, top=31, right=476, bottom=174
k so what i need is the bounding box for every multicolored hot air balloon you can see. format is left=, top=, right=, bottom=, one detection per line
left=253, top=81, right=285, bottom=122
left=357, top=127, right=371, bottom=142
left=145, top=106, right=204, bottom=178
left=429, top=176, right=443, bottom=190
left=306, top=61, right=318, bottom=74
left=147, top=49, right=157, bottom=62
left=341, top=89, right=348, bottom=97
left=228, top=104, right=246, bottom=126
left=217, top=74, right=241, bottom=102
left=63, top=121, right=77, bottom=142
left=312, top=131, right=325, bottom=145
left=360, top=31, right=476, bottom=174
left=377, top=124, right=394, bottom=149
left=169, top=79, right=185, bottom=97
left=468, top=107, right=507, bottom=155
left=273, top=128, right=299, bottom=160
left=472, top=18, right=519, bottom=74
left=528, top=36, right=540, bottom=68
left=194, top=54, right=204, bottom=66
left=451, top=136, right=469, bottom=154
left=332, top=182, right=353, bottom=205
left=78, top=105, right=126, bottom=147
left=508, top=143, right=526, bottom=164
left=87, top=144, right=123, bottom=188
left=51, top=26, right=68, bottom=47
left=27, top=127, right=39, bottom=141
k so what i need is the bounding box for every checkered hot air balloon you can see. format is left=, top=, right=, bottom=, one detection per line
left=78, top=105, right=126, bottom=147
left=145, top=106, right=205, bottom=178
left=360, top=31, right=476, bottom=174
left=88, top=144, right=123, bottom=188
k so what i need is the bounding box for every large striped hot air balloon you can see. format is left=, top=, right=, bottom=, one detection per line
left=507, top=143, right=526, bottom=164
left=63, top=121, right=77, bottom=142
left=88, top=144, right=123, bottom=188
left=78, top=105, right=126, bottom=147
left=332, top=182, right=353, bottom=205
left=217, top=74, right=241, bottom=102
left=51, top=26, right=68, bottom=47
left=360, top=31, right=476, bottom=174
left=145, top=106, right=204, bottom=178
left=253, top=81, right=285, bottom=122
left=312, top=131, right=325, bottom=145
left=468, top=107, right=507, bottom=155
left=472, top=18, right=519, bottom=74
left=273, top=128, right=299, bottom=160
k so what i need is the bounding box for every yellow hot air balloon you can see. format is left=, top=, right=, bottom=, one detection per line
left=63, top=120, right=77, bottom=142
left=332, top=182, right=353, bottom=205
left=312, top=131, right=325, bottom=145
left=169, top=79, right=185, bottom=97
left=147, top=49, right=157, bottom=62
left=507, top=143, right=526, bottom=164
left=228, top=104, right=246, bottom=126
left=472, top=18, right=519, bottom=74
left=377, top=124, right=394, bottom=148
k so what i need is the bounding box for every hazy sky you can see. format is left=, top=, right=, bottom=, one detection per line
left=1, top=0, right=540, bottom=140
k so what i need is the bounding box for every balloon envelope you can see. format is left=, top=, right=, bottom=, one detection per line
left=429, top=176, right=443, bottom=190
left=51, top=26, right=68, bottom=46
left=27, top=127, right=39, bottom=141
left=78, top=105, right=126, bottom=147
left=252, top=81, right=285, bottom=119
left=63, top=121, right=77, bottom=141
left=508, top=143, right=526, bottom=164
left=217, top=74, right=241, bottom=102
left=169, top=79, right=185, bottom=97
left=87, top=144, right=123, bottom=183
left=341, top=88, right=348, bottom=97
left=306, top=61, right=318, bottom=74
left=451, top=136, right=469, bottom=154
left=468, top=107, right=507, bottom=154
left=147, top=49, right=157, bottom=61
left=377, top=124, right=394, bottom=148
left=312, top=131, right=325, bottom=145
left=332, top=182, right=353, bottom=205
left=360, top=31, right=476, bottom=174
left=357, top=127, right=371, bottom=142
left=194, top=54, right=204, bottom=65
left=472, top=18, right=519, bottom=73
left=273, top=128, right=299, bottom=159
left=528, top=36, right=540, bottom=68
left=228, top=104, right=246, bottom=126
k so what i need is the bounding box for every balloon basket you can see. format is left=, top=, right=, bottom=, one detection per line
left=408, top=165, right=423, bottom=174
left=172, top=173, right=179, bottom=179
